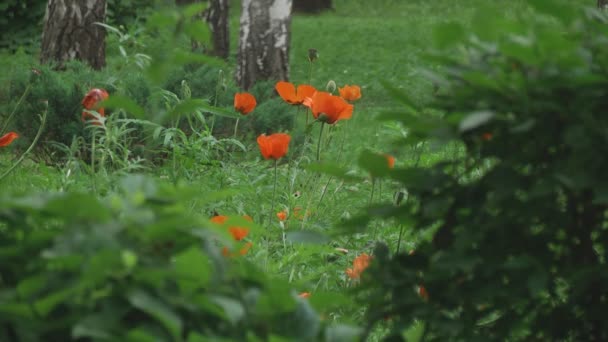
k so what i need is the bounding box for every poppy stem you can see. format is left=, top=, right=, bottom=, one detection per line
left=269, top=159, right=278, bottom=227
left=0, top=105, right=47, bottom=182
left=316, top=122, right=325, bottom=162
left=1, top=83, right=31, bottom=134
left=233, top=118, right=240, bottom=138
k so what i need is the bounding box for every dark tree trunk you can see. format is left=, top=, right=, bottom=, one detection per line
left=599, top=0, right=608, bottom=9
left=204, top=0, right=230, bottom=59
left=40, top=0, right=106, bottom=70
left=293, top=0, right=332, bottom=14
left=237, top=0, right=292, bottom=90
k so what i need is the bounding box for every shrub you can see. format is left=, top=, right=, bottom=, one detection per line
left=353, top=2, right=608, bottom=341
left=0, top=175, right=330, bottom=341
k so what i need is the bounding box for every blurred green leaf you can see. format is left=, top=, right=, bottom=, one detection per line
left=286, top=231, right=330, bottom=244
left=210, top=295, right=245, bottom=325
left=127, top=290, right=183, bottom=340
left=102, top=95, right=146, bottom=119
left=528, top=0, right=577, bottom=24
left=433, top=22, right=466, bottom=48
left=174, top=247, right=211, bottom=293
left=305, top=162, right=362, bottom=182
left=458, top=111, right=495, bottom=132
left=358, top=149, right=391, bottom=178
left=324, top=324, right=361, bottom=342
left=402, top=320, right=425, bottom=342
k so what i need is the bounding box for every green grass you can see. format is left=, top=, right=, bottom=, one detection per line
left=0, top=0, right=596, bottom=339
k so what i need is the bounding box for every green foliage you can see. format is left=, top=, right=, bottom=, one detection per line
left=0, top=174, right=326, bottom=341
left=353, top=2, right=608, bottom=340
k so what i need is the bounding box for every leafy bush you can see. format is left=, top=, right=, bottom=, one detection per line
left=352, top=2, right=608, bottom=341
left=0, top=175, right=332, bottom=341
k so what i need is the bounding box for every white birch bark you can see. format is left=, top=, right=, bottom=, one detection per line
left=236, top=0, right=292, bottom=90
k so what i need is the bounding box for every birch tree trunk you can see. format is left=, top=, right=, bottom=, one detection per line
left=236, top=0, right=292, bottom=90
left=40, top=0, right=106, bottom=70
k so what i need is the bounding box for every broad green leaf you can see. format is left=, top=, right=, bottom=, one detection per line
left=528, top=0, right=577, bottom=24
left=325, top=324, right=361, bottom=342
left=72, top=314, right=117, bottom=340
left=101, top=95, right=146, bottom=119
left=402, top=320, right=425, bottom=342
left=210, top=295, right=245, bottom=325
left=433, top=22, right=466, bottom=48
left=127, top=290, right=183, bottom=340
left=358, top=149, right=391, bottom=178
left=174, top=247, right=211, bottom=293
left=169, top=99, right=239, bottom=119
left=182, top=2, right=207, bottom=18
left=34, top=287, right=74, bottom=317
left=305, top=162, right=362, bottom=182
left=16, top=275, right=46, bottom=298
left=184, top=21, right=210, bottom=44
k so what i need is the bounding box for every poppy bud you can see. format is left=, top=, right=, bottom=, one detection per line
left=326, top=80, right=337, bottom=93
left=308, top=48, right=318, bottom=62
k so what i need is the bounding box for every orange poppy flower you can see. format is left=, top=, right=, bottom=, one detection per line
left=298, top=292, right=311, bottom=299
left=305, top=91, right=353, bottom=124
left=234, top=92, right=257, bottom=115
left=257, top=133, right=291, bottom=160
left=275, top=81, right=316, bottom=105
left=228, top=226, right=249, bottom=241
left=210, top=215, right=228, bottom=225
left=346, top=253, right=372, bottom=279
left=277, top=211, right=287, bottom=221
left=338, top=85, right=361, bottom=102
left=82, top=88, right=109, bottom=124
left=384, top=154, right=395, bottom=168
left=0, top=132, right=19, bottom=147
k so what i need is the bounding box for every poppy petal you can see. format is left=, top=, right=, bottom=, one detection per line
left=0, top=132, right=19, bottom=147
left=275, top=81, right=298, bottom=104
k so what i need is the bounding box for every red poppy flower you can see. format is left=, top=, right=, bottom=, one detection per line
left=298, top=292, right=311, bottom=299
left=277, top=211, right=287, bottom=221
left=234, top=92, right=257, bottom=115
left=0, top=132, right=19, bottom=147
left=257, top=133, right=291, bottom=160
left=81, top=88, right=109, bottom=124
left=482, top=132, right=493, bottom=141
left=338, top=85, right=361, bottom=102
left=384, top=154, right=395, bottom=168
left=346, top=253, right=372, bottom=279
left=305, top=91, right=353, bottom=124
left=275, top=81, right=316, bottom=105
